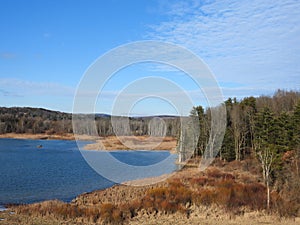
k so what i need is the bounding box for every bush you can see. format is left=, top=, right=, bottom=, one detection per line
left=192, top=180, right=267, bottom=211
left=189, top=177, right=208, bottom=187
left=195, top=188, right=216, bottom=206
left=139, top=180, right=192, bottom=214
left=207, top=168, right=224, bottom=178
left=100, top=203, right=125, bottom=224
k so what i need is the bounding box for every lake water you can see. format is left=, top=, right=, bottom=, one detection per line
left=0, top=138, right=177, bottom=205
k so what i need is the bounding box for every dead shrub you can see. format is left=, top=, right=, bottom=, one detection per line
left=223, top=173, right=235, bottom=180
left=141, top=195, right=154, bottom=211
left=207, top=167, right=224, bottom=178
left=192, top=179, right=267, bottom=211
left=271, top=193, right=299, bottom=218
left=189, top=176, right=208, bottom=187
left=171, top=186, right=192, bottom=205
left=226, top=160, right=243, bottom=171
left=194, top=188, right=216, bottom=206
left=147, top=187, right=166, bottom=201
left=124, top=200, right=140, bottom=218
left=218, top=182, right=266, bottom=210
left=215, top=187, right=232, bottom=206
left=14, top=200, right=103, bottom=221
left=140, top=180, right=192, bottom=215
left=160, top=200, right=178, bottom=213
left=238, top=174, right=255, bottom=183
left=100, top=203, right=124, bottom=224
left=244, top=182, right=266, bottom=210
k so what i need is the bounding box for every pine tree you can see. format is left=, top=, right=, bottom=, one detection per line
left=190, top=106, right=209, bottom=156
left=291, top=100, right=300, bottom=175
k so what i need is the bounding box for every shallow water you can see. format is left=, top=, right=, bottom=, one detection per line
left=0, top=138, right=177, bottom=204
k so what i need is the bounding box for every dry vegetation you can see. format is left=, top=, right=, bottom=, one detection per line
left=83, top=136, right=177, bottom=152
left=1, top=158, right=299, bottom=225
left=0, top=132, right=76, bottom=140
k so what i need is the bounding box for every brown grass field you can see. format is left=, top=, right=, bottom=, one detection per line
left=83, top=136, right=177, bottom=152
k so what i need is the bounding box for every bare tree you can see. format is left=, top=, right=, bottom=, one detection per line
left=230, top=104, right=247, bottom=160
left=177, top=117, right=199, bottom=163
left=257, top=146, right=275, bottom=210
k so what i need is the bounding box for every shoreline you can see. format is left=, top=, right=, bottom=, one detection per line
left=0, top=172, right=177, bottom=206
left=0, top=133, right=179, bottom=209
left=2, top=159, right=300, bottom=224
left=0, top=133, right=178, bottom=152
left=0, top=133, right=76, bottom=141
left=0, top=205, right=6, bottom=212
left=0, top=133, right=178, bottom=205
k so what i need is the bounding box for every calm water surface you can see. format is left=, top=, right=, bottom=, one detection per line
left=0, top=138, right=176, bottom=205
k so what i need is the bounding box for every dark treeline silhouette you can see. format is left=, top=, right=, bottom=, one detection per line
left=0, top=107, right=180, bottom=137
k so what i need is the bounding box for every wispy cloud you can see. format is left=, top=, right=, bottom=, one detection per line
left=0, top=78, right=75, bottom=97
left=0, top=88, right=22, bottom=97
left=0, top=52, right=17, bottom=59
left=148, top=0, right=300, bottom=97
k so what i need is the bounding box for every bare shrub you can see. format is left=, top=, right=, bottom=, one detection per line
left=189, top=176, right=208, bottom=187
left=207, top=167, right=224, bottom=178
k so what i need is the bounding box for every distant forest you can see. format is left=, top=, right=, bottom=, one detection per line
left=0, top=107, right=180, bottom=137
left=1, top=90, right=299, bottom=152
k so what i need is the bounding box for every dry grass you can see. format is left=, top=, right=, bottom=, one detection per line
left=1, top=159, right=299, bottom=225
left=0, top=132, right=76, bottom=140
left=83, top=136, right=177, bottom=152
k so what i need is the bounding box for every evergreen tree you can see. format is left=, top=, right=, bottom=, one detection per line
left=220, top=127, right=235, bottom=161
left=190, top=106, right=208, bottom=156
left=291, top=100, right=300, bottom=175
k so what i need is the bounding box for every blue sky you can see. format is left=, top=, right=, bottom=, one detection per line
left=0, top=0, right=299, bottom=115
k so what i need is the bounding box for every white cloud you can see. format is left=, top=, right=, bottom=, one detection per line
left=148, top=0, right=300, bottom=97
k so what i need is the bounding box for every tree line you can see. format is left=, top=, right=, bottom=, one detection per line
left=191, top=90, right=299, bottom=161
left=0, top=107, right=180, bottom=137
left=190, top=89, right=300, bottom=210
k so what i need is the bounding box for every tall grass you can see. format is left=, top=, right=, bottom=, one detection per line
left=14, top=166, right=284, bottom=224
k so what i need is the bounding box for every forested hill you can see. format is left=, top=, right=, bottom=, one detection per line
left=189, top=90, right=300, bottom=212
left=1, top=90, right=299, bottom=139
left=0, top=107, right=180, bottom=136
left=190, top=89, right=300, bottom=160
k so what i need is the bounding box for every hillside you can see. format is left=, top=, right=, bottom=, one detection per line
left=0, top=107, right=180, bottom=137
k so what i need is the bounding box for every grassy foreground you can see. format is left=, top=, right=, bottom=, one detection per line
left=1, top=158, right=299, bottom=225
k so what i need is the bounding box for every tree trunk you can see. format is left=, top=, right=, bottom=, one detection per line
left=266, top=178, right=270, bottom=210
